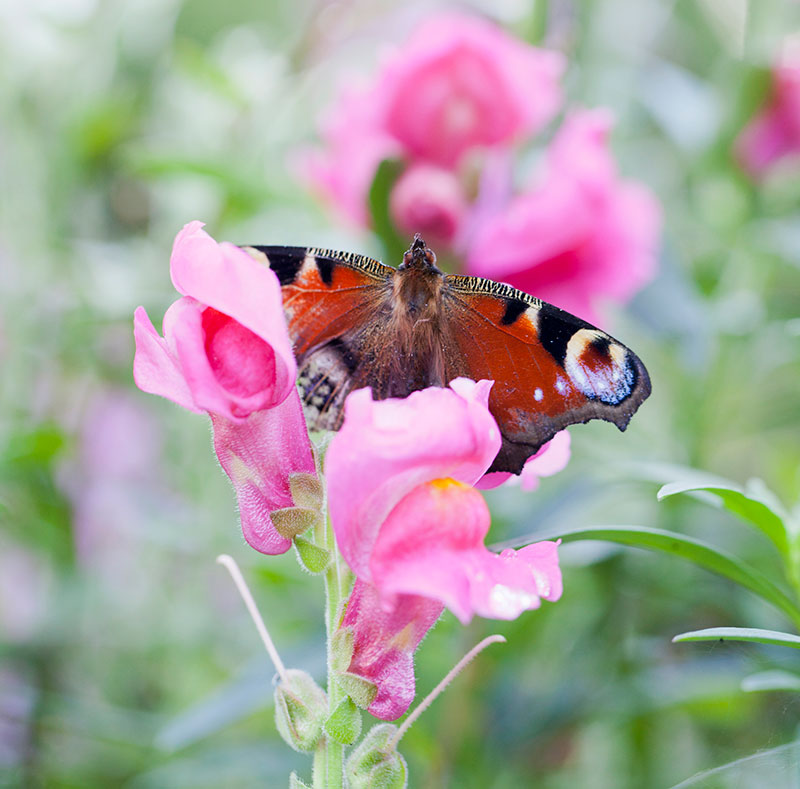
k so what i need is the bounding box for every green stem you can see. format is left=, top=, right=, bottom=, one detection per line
left=323, top=514, right=345, bottom=788
left=312, top=743, right=326, bottom=789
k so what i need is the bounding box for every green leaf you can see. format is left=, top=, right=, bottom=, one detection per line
left=498, top=525, right=800, bottom=629
left=741, top=670, right=800, bottom=692
left=368, top=159, right=408, bottom=262
left=657, top=475, right=792, bottom=556
left=672, top=627, right=800, bottom=648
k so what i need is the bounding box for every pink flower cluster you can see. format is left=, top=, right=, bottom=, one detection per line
left=303, top=12, right=660, bottom=324
left=736, top=46, right=800, bottom=176
left=134, top=224, right=567, bottom=723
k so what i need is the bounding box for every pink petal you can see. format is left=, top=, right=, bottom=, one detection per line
left=371, top=479, right=562, bottom=623
left=133, top=305, right=200, bottom=413
left=169, top=221, right=296, bottom=402
left=379, top=14, right=564, bottom=166
left=341, top=579, right=443, bottom=721
left=467, top=109, right=660, bottom=322
left=210, top=389, right=316, bottom=555
left=476, top=430, right=571, bottom=491
left=326, top=379, right=501, bottom=580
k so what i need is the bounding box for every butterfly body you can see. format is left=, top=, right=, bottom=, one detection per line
left=245, top=237, right=650, bottom=474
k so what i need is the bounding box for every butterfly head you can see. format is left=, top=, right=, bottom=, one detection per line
left=399, top=234, right=441, bottom=274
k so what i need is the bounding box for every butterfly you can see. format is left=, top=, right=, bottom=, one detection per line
left=242, top=235, right=651, bottom=475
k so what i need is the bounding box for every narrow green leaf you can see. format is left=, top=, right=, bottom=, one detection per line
left=741, top=670, right=800, bottom=692
left=496, top=525, right=800, bottom=629
left=324, top=697, right=362, bottom=745
left=368, top=159, right=408, bottom=262
left=672, top=626, right=800, bottom=648
left=657, top=475, right=791, bottom=556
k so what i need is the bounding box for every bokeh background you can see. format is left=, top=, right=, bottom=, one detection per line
left=2, top=0, right=800, bottom=787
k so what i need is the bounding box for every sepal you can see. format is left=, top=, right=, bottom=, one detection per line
left=271, top=507, right=322, bottom=540
left=346, top=723, right=408, bottom=789
left=293, top=536, right=330, bottom=574
left=274, top=669, right=328, bottom=752
left=337, top=672, right=378, bottom=709
left=289, top=472, right=324, bottom=510
left=331, top=627, right=355, bottom=673
left=289, top=773, right=312, bottom=789
left=324, top=696, right=362, bottom=744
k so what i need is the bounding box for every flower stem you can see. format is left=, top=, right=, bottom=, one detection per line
left=388, top=634, right=507, bottom=750
left=323, top=514, right=345, bottom=788
left=216, top=554, right=289, bottom=685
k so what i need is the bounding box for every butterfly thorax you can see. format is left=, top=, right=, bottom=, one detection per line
left=387, top=237, right=448, bottom=392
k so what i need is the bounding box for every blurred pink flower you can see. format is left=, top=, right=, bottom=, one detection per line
left=300, top=82, right=399, bottom=227
left=736, top=53, right=800, bottom=176
left=377, top=14, right=564, bottom=167
left=302, top=12, right=563, bottom=227
left=467, top=110, right=661, bottom=324
left=133, top=221, right=315, bottom=555
left=476, top=429, right=571, bottom=491
left=326, top=379, right=562, bottom=719
left=390, top=163, right=468, bottom=246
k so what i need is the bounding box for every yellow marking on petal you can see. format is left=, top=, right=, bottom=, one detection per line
left=428, top=478, right=468, bottom=492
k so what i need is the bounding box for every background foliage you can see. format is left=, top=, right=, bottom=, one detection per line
left=2, top=0, right=800, bottom=787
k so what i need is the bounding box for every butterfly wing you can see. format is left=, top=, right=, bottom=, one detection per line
left=442, top=275, right=651, bottom=474
left=248, top=246, right=396, bottom=429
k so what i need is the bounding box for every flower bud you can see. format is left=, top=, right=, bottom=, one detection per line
left=274, top=669, right=328, bottom=752
left=346, top=724, right=408, bottom=789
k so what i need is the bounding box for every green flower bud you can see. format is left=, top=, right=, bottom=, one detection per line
left=346, top=724, right=408, bottom=789
left=274, top=669, right=327, bottom=752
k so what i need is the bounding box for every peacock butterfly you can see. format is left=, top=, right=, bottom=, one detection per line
left=242, top=235, right=651, bottom=475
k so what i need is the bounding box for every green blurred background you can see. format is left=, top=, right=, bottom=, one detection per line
left=2, top=0, right=800, bottom=786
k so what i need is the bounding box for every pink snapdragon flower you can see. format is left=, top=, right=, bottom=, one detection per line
left=326, top=379, right=562, bottom=719
left=133, top=221, right=315, bottom=555
left=303, top=12, right=564, bottom=227
left=467, top=109, right=661, bottom=324
left=736, top=48, right=800, bottom=176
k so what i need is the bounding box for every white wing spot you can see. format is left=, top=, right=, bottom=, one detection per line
left=534, top=388, right=544, bottom=402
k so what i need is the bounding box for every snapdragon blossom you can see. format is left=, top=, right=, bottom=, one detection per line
left=133, top=222, right=315, bottom=555
left=467, top=110, right=661, bottom=324
left=326, top=379, right=562, bottom=720
left=302, top=12, right=564, bottom=231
